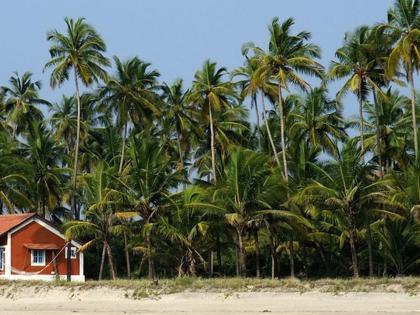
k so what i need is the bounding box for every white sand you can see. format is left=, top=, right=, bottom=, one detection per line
left=0, top=287, right=419, bottom=315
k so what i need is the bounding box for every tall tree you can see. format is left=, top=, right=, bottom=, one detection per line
left=260, top=17, right=324, bottom=181
left=1, top=72, right=47, bottom=136
left=99, top=56, right=161, bottom=173
left=190, top=60, right=237, bottom=183
left=45, top=17, right=110, bottom=219
left=379, top=0, right=420, bottom=158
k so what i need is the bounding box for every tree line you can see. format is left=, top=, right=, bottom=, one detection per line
left=0, top=0, right=419, bottom=280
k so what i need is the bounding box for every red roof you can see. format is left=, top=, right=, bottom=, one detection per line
left=0, top=213, right=36, bottom=236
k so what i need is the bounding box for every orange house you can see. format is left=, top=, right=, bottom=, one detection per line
left=0, top=213, right=84, bottom=281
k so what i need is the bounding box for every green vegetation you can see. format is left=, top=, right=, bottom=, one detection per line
left=0, top=0, right=419, bottom=281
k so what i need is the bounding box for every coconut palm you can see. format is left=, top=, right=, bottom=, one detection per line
left=190, top=60, right=237, bottom=183
left=125, top=129, right=181, bottom=279
left=64, top=162, right=124, bottom=280
left=329, top=26, right=388, bottom=158
left=45, top=17, right=110, bottom=219
left=161, top=79, right=200, bottom=169
left=378, top=0, right=420, bottom=158
left=24, top=122, right=67, bottom=218
left=299, top=141, right=376, bottom=277
left=258, top=17, right=324, bottom=181
left=233, top=54, right=281, bottom=168
left=99, top=56, right=161, bottom=173
left=1, top=72, right=47, bottom=136
left=289, top=87, right=347, bottom=154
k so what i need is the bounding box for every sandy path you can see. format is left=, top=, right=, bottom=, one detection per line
left=0, top=290, right=419, bottom=315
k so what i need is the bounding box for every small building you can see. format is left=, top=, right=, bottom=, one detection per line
left=0, top=213, right=84, bottom=281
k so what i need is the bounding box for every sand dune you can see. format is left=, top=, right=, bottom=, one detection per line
left=0, top=287, right=420, bottom=315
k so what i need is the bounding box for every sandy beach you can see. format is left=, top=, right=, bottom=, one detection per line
left=0, top=287, right=419, bottom=315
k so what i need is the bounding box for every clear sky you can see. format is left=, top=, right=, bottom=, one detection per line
left=0, top=0, right=398, bottom=118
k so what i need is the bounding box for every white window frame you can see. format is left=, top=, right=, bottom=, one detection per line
left=64, top=246, right=77, bottom=259
left=0, top=246, right=5, bottom=271
left=31, top=249, right=46, bottom=266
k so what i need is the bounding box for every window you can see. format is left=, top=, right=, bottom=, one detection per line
left=0, top=248, right=4, bottom=271
left=31, top=250, right=45, bottom=266
left=64, top=247, right=77, bottom=259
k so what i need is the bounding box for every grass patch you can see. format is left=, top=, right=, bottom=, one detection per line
left=0, top=277, right=419, bottom=299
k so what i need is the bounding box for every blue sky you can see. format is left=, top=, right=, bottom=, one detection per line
left=0, top=0, right=398, bottom=118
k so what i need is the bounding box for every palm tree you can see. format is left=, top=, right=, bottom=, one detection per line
left=99, top=56, right=161, bottom=173
left=378, top=0, right=420, bottom=158
left=45, top=17, right=110, bottom=219
left=190, top=60, right=237, bottom=183
left=64, top=162, right=124, bottom=280
left=329, top=26, right=387, bottom=158
left=24, top=122, right=66, bottom=218
left=157, top=189, right=209, bottom=276
left=161, top=79, right=199, bottom=169
left=289, top=87, right=347, bottom=154
left=260, top=17, right=324, bottom=181
left=125, top=129, right=181, bottom=279
left=1, top=72, right=47, bottom=136
left=300, top=141, right=376, bottom=277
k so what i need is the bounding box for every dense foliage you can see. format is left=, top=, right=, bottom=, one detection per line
left=1, top=0, right=420, bottom=280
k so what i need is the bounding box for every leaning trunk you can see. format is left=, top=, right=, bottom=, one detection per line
left=358, top=87, right=365, bottom=160
left=118, top=122, right=128, bottom=173
left=277, top=85, right=288, bottom=182
left=124, top=231, right=131, bottom=278
left=373, top=91, right=384, bottom=177
left=98, top=242, right=106, bottom=280
left=105, top=241, right=116, bottom=280
left=261, top=91, right=282, bottom=169
left=71, top=69, right=82, bottom=220
left=252, top=94, right=261, bottom=148
left=408, top=66, right=418, bottom=160
left=209, top=106, right=217, bottom=183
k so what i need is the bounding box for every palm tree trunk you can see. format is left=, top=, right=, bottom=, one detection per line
left=98, top=243, right=106, bottom=280
left=277, top=85, right=288, bottom=182
left=408, top=66, right=418, bottom=160
left=266, top=223, right=277, bottom=279
left=261, top=92, right=281, bottom=169
left=105, top=241, right=116, bottom=280
left=289, top=239, right=295, bottom=278
left=236, top=229, right=246, bottom=277
left=373, top=92, right=384, bottom=178
left=366, top=222, right=374, bottom=277
left=209, top=106, right=217, bottom=183
left=252, top=94, right=261, bottom=148
left=72, top=68, right=82, bottom=220
left=349, top=228, right=359, bottom=278
left=253, top=229, right=260, bottom=278
left=176, top=130, right=185, bottom=168
left=124, top=231, right=131, bottom=278
left=358, top=89, right=365, bottom=160
left=216, top=233, right=222, bottom=275
left=118, top=122, right=128, bottom=173
left=146, top=230, right=155, bottom=280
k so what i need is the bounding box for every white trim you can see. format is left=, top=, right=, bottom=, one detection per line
left=79, top=252, right=84, bottom=276
left=0, top=274, right=85, bottom=282
left=5, top=233, right=11, bottom=276
left=0, top=246, right=5, bottom=271
left=9, top=217, right=82, bottom=248
left=30, top=249, right=46, bottom=266
left=64, top=247, right=77, bottom=259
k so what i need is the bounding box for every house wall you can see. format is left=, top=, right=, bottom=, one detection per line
left=10, top=221, right=80, bottom=276
left=0, top=235, right=5, bottom=275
